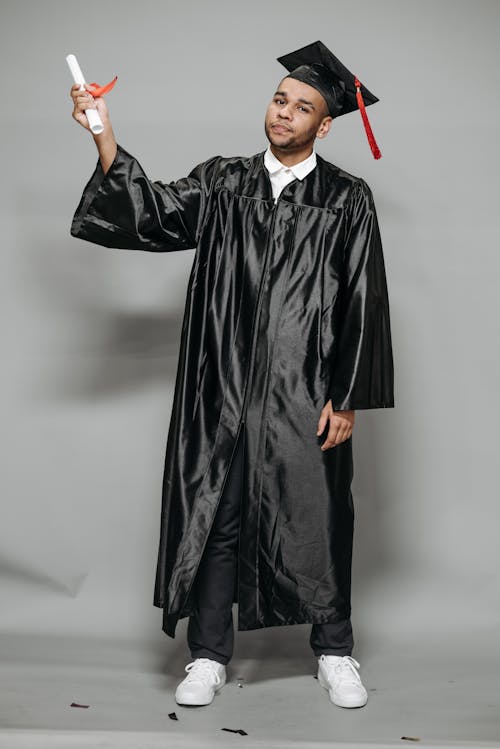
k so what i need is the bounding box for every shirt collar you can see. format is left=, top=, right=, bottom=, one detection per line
left=263, top=144, right=317, bottom=180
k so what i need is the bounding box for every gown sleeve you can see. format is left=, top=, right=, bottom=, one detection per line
left=327, top=178, right=395, bottom=411
left=70, top=143, right=221, bottom=252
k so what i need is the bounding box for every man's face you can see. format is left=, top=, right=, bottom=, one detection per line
left=264, top=76, right=332, bottom=151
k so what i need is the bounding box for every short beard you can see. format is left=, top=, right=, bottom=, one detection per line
left=264, top=122, right=316, bottom=151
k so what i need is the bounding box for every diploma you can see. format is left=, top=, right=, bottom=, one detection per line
left=66, top=54, right=104, bottom=135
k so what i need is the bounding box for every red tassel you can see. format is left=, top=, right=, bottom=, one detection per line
left=354, top=77, right=382, bottom=159
left=87, top=76, right=118, bottom=98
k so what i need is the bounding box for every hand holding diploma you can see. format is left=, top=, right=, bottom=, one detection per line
left=70, top=81, right=109, bottom=132
left=66, top=54, right=117, bottom=133
left=68, top=54, right=118, bottom=174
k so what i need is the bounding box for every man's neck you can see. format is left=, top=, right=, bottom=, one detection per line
left=269, top=143, right=314, bottom=167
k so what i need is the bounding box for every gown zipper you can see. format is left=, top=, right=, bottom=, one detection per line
left=235, top=192, right=281, bottom=621
left=239, top=196, right=280, bottom=425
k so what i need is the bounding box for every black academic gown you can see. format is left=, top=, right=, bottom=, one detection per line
left=71, top=144, right=394, bottom=638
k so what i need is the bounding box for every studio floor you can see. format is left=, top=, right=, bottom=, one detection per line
left=1, top=626, right=499, bottom=749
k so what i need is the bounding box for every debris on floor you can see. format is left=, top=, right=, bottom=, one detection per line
left=69, top=702, right=89, bottom=708
left=401, top=737, right=421, bottom=742
left=221, top=727, right=248, bottom=735
left=168, top=712, right=178, bottom=720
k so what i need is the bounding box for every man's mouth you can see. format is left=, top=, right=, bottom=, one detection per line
left=271, top=123, right=292, bottom=133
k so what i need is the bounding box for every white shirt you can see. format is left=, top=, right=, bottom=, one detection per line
left=263, top=144, right=317, bottom=202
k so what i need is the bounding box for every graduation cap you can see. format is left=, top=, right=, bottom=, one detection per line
left=276, top=40, right=382, bottom=159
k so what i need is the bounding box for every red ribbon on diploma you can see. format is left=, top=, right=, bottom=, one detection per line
left=87, top=76, right=118, bottom=97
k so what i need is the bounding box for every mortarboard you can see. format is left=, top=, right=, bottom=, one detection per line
left=277, top=40, right=382, bottom=159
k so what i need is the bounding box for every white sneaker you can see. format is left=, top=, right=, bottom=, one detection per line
left=317, top=655, right=368, bottom=708
left=175, top=657, right=227, bottom=706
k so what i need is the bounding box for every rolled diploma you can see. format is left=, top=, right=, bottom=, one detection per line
left=66, top=54, right=104, bottom=135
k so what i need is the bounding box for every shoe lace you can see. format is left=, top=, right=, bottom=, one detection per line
left=184, top=658, right=222, bottom=686
left=326, top=655, right=362, bottom=684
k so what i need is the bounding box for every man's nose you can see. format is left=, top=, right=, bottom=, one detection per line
left=278, top=104, right=292, bottom=120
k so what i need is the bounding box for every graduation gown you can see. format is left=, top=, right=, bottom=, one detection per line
left=71, top=143, right=394, bottom=638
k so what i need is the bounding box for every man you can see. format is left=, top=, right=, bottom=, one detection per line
left=69, top=40, right=394, bottom=710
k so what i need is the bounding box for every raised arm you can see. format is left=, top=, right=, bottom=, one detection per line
left=71, top=83, right=117, bottom=174
left=69, top=84, right=221, bottom=252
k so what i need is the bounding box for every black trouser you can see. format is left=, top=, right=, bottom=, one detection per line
left=187, top=428, right=354, bottom=666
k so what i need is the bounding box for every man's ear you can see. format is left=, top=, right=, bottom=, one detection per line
left=316, top=116, right=333, bottom=140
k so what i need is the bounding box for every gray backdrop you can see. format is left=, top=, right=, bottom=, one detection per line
left=1, top=0, right=499, bottom=660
